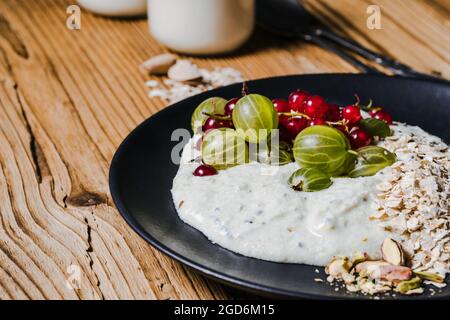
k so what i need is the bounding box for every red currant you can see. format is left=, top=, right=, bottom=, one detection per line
left=193, top=164, right=217, bottom=176
left=342, top=105, right=362, bottom=124
left=303, top=95, right=329, bottom=118
left=368, top=108, right=380, bottom=117
left=272, top=98, right=290, bottom=113
left=224, top=97, right=239, bottom=116
left=288, top=90, right=310, bottom=112
left=202, top=117, right=233, bottom=132
left=278, top=114, right=290, bottom=128
left=349, top=129, right=371, bottom=149
left=203, top=117, right=217, bottom=131
left=372, top=110, right=393, bottom=124
left=220, top=119, right=234, bottom=129
left=308, top=118, right=327, bottom=126
left=278, top=129, right=292, bottom=144
left=284, top=117, right=308, bottom=140
left=335, top=125, right=348, bottom=135
left=325, top=104, right=341, bottom=122
left=336, top=123, right=359, bottom=136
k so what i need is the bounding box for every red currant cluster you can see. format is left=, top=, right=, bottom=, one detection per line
left=193, top=91, right=393, bottom=177
left=275, top=90, right=393, bottom=150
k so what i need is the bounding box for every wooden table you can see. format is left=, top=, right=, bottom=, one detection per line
left=0, top=0, right=448, bottom=300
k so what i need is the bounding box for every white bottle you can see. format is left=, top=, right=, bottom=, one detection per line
left=148, top=0, right=255, bottom=55
left=77, top=0, right=147, bottom=17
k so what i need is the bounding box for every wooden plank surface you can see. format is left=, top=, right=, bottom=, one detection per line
left=0, top=0, right=448, bottom=300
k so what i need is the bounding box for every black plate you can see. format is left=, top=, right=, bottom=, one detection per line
left=109, top=74, right=450, bottom=299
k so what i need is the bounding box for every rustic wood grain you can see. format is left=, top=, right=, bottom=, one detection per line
left=0, top=0, right=448, bottom=300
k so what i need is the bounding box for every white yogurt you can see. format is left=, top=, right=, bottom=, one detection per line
left=171, top=123, right=439, bottom=266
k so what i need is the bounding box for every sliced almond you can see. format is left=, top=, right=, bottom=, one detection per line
left=381, top=238, right=405, bottom=266
left=139, top=53, right=177, bottom=75
left=168, top=60, right=202, bottom=82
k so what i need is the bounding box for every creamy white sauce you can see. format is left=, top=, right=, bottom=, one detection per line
left=171, top=123, right=439, bottom=266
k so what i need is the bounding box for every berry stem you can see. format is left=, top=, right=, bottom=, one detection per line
left=292, top=180, right=304, bottom=191
left=354, top=95, right=380, bottom=112
left=202, top=112, right=231, bottom=120
left=241, top=82, right=249, bottom=96
left=189, top=156, right=202, bottom=163
left=279, top=112, right=348, bottom=128
left=326, top=120, right=346, bottom=126
left=278, top=111, right=311, bottom=119
left=353, top=94, right=361, bottom=106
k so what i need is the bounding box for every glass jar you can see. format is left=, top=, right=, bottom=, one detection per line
left=77, top=0, right=147, bottom=17
left=148, top=0, right=255, bottom=55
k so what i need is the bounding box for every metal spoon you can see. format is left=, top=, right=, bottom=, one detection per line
left=256, top=0, right=444, bottom=81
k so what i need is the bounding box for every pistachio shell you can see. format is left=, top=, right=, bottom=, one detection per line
left=351, top=251, right=368, bottom=266
left=381, top=238, right=404, bottom=266
left=413, top=271, right=444, bottom=283
left=396, top=277, right=422, bottom=293
left=325, top=257, right=354, bottom=283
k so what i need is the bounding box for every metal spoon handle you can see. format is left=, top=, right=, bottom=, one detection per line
left=302, top=34, right=382, bottom=74
left=317, top=28, right=446, bottom=82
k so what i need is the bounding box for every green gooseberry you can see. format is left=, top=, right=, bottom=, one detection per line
left=232, top=94, right=278, bottom=143
left=191, top=97, right=227, bottom=133
left=288, top=167, right=332, bottom=192
left=293, top=125, right=355, bottom=177
left=348, top=146, right=396, bottom=177
left=202, top=128, right=248, bottom=170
